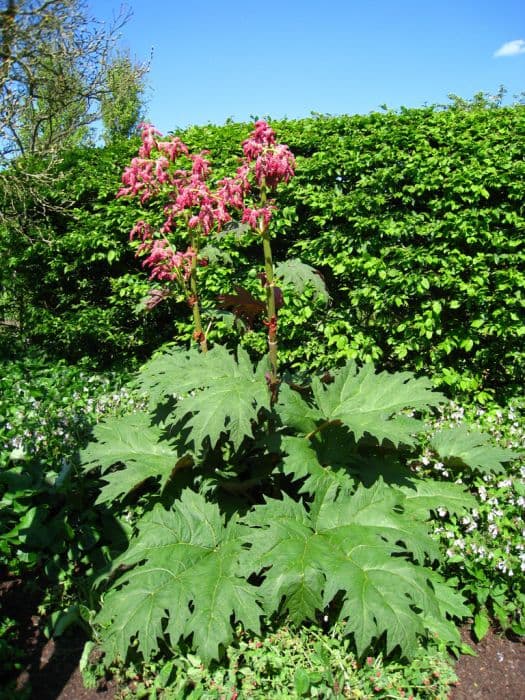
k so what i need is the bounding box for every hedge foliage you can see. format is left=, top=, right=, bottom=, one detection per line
left=1, top=102, right=523, bottom=402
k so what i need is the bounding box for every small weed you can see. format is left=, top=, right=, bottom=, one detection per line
left=83, top=621, right=457, bottom=699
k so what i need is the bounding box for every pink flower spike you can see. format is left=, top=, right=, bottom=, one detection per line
left=252, top=120, right=276, bottom=146
left=255, top=143, right=295, bottom=188
left=242, top=120, right=277, bottom=160
left=141, top=240, right=195, bottom=282
left=188, top=214, right=200, bottom=230
left=217, top=176, right=245, bottom=208
left=155, top=156, right=171, bottom=183
left=138, top=123, right=163, bottom=158
left=129, top=220, right=153, bottom=241
left=118, top=157, right=157, bottom=199
left=242, top=206, right=274, bottom=231
left=157, top=136, right=189, bottom=161
left=191, top=152, right=211, bottom=180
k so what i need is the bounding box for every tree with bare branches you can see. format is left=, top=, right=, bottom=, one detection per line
left=0, top=0, right=146, bottom=217
left=1, top=0, right=146, bottom=157
left=0, top=0, right=147, bottom=338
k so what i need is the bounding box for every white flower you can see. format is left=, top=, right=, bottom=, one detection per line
left=437, top=507, right=448, bottom=517
left=488, top=524, right=499, bottom=538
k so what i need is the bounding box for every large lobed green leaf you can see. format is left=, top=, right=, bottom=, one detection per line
left=241, top=479, right=469, bottom=658
left=81, top=410, right=186, bottom=503
left=96, top=490, right=262, bottom=664
left=274, top=258, right=330, bottom=302
left=134, top=344, right=270, bottom=452
left=170, top=345, right=270, bottom=452
left=430, top=425, right=520, bottom=475
left=278, top=362, right=444, bottom=447
left=84, top=345, right=271, bottom=500
left=132, top=345, right=235, bottom=407
left=399, top=479, right=477, bottom=519
left=312, top=362, right=444, bottom=446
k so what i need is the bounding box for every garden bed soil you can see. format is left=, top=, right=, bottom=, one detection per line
left=449, top=626, right=525, bottom=700
left=2, top=575, right=525, bottom=699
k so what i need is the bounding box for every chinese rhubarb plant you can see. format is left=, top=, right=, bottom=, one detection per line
left=82, top=121, right=520, bottom=666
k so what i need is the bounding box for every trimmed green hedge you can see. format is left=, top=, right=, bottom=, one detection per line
left=2, top=103, right=523, bottom=402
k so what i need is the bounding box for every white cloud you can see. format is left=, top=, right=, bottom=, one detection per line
left=494, top=39, right=525, bottom=57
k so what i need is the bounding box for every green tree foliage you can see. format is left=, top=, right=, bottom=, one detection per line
left=0, top=0, right=145, bottom=163
left=101, top=53, right=146, bottom=144
left=14, top=43, right=91, bottom=154
left=283, top=104, right=524, bottom=402
left=0, top=0, right=147, bottom=356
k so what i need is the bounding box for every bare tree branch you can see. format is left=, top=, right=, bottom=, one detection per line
left=0, top=0, right=147, bottom=229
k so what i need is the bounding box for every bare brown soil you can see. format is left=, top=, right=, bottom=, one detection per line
left=2, top=575, right=525, bottom=699
left=449, top=626, right=525, bottom=700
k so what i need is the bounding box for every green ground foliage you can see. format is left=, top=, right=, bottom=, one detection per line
left=2, top=350, right=523, bottom=698
left=1, top=101, right=523, bottom=402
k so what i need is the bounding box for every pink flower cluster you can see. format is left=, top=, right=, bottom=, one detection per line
left=142, top=240, right=196, bottom=282
left=129, top=220, right=195, bottom=281
left=242, top=120, right=296, bottom=189
left=241, top=205, right=275, bottom=230
left=118, top=124, right=189, bottom=204
left=118, top=120, right=295, bottom=285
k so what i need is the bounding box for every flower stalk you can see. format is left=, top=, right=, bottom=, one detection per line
left=259, top=182, right=279, bottom=398
left=119, top=119, right=295, bottom=367
left=188, top=232, right=207, bottom=352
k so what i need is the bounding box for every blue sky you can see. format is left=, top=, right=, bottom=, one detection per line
left=89, top=0, right=524, bottom=133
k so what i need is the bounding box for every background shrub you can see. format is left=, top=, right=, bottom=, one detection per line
left=1, top=102, right=523, bottom=402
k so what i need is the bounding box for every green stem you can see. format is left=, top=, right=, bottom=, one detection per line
left=188, top=230, right=207, bottom=353
left=259, top=182, right=279, bottom=401
left=304, top=419, right=341, bottom=441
